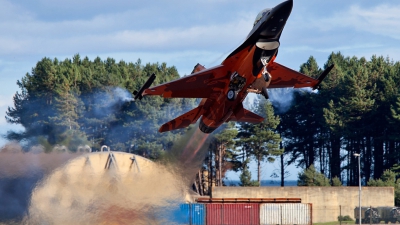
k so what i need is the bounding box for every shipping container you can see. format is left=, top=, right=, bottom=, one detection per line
left=171, top=204, right=190, bottom=224
left=157, top=203, right=205, bottom=225
left=206, top=203, right=260, bottom=225
left=260, top=203, right=312, bottom=225
left=190, top=203, right=206, bottom=225
left=197, top=197, right=301, bottom=203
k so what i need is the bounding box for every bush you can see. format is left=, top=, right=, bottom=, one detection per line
left=297, top=165, right=330, bottom=186
left=338, top=215, right=353, bottom=221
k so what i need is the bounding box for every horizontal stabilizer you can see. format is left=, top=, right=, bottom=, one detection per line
left=133, top=73, right=156, bottom=100
left=229, top=107, right=264, bottom=123
left=159, top=106, right=204, bottom=132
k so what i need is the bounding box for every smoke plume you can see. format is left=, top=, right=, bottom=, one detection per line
left=1, top=85, right=211, bottom=224
left=0, top=143, right=83, bottom=223
left=26, top=151, right=191, bottom=225
left=160, top=124, right=211, bottom=186
left=269, top=87, right=314, bottom=114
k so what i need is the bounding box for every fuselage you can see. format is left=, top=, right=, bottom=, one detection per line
left=199, top=0, right=293, bottom=132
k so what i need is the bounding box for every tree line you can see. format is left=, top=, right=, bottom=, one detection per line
left=5, top=54, right=197, bottom=159
left=5, top=52, right=400, bottom=195
left=279, top=53, right=400, bottom=187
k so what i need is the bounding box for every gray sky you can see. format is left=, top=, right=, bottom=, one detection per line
left=1, top=0, right=400, bottom=180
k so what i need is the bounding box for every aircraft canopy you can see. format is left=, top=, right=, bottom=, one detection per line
left=254, top=8, right=271, bottom=26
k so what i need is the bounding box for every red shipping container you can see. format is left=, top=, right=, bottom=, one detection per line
left=206, top=203, right=260, bottom=225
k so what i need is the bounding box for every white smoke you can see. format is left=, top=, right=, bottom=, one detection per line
left=111, top=86, right=134, bottom=102
left=269, top=87, right=315, bottom=114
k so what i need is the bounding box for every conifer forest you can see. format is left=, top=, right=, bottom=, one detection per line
left=5, top=52, right=400, bottom=195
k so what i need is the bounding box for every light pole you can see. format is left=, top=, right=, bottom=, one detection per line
left=354, top=153, right=361, bottom=225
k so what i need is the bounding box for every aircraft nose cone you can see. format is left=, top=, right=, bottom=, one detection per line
left=271, top=0, right=293, bottom=23
left=274, top=0, right=293, bottom=12
left=257, top=0, right=293, bottom=38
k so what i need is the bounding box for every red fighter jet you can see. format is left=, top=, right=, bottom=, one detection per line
left=134, top=0, right=333, bottom=134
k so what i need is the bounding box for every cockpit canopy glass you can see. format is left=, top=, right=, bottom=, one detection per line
left=254, top=8, right=271, bottom=26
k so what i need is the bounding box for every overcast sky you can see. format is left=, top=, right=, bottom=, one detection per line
left=1, top=0, right=400, bottom=180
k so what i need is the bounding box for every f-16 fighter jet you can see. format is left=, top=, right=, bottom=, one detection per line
left=134, top=0, right=333, bottom=133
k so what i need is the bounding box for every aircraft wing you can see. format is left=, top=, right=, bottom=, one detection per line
left=142, top=65, right=227, bottom=98
left=267, top=62, right=333, bottom=89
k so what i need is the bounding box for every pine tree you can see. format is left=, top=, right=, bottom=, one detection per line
left=214, top=122, right=239, bottom=186
left=239, top=159, right=259, bottom=186
left=320, top=52, right=348, bottom=181
left=5, top=55, right=194, bottom=154
left=241, top=97, right=282, bottom=186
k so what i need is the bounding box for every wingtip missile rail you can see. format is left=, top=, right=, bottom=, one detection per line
left=313, top=64, right=334, bottom=90
left=133, top=73, right=156, bottom=101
